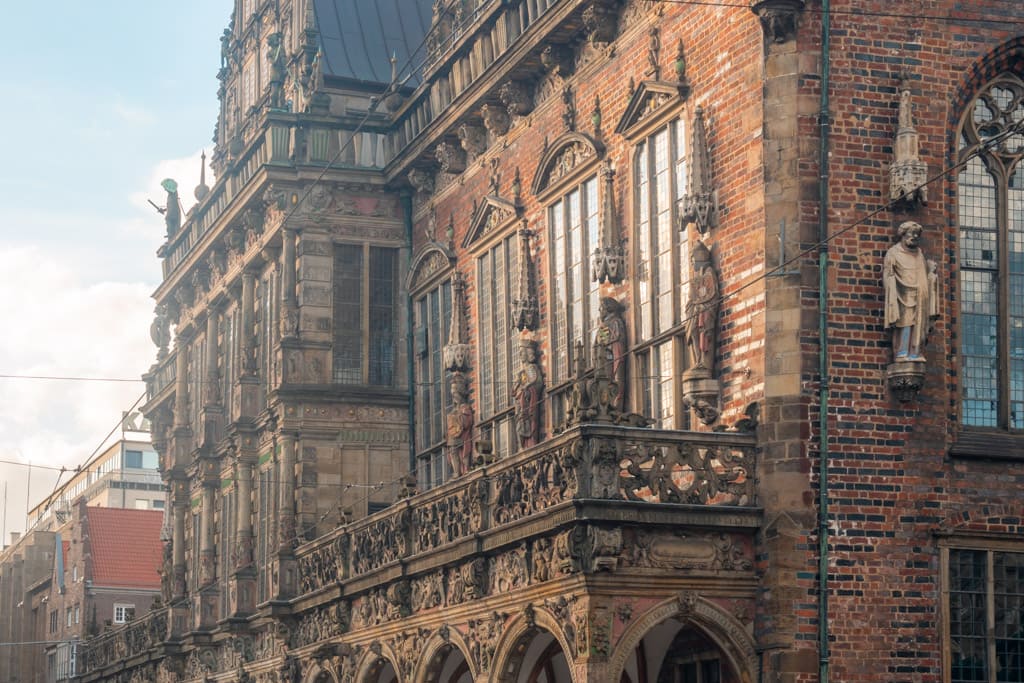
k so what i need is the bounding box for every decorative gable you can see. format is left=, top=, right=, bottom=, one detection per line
left=462, top=195, right=522, bottom=249
left=531, top=132, right=605, bottom=200
left=614, top=80, right=689, bottom=139
left=408, top=243, right=455, bottom=291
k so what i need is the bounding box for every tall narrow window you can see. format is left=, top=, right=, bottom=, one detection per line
left=477, top=234, right=520, bottom=458
left=369, top=247, right=397, bottom=385
left=635, top=117, right=688, bottom=428
left=414, top=277, right=452, bottom=488
left=333, top=244, right=399, bottom=386
left=957, top=75, right=1024, bottom=435
left=549, top=177, right=600, bottom=383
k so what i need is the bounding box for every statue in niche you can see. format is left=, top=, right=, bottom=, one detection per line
left=159, top=178, right=181, bottom=238
left=512, top=340, right=543, bottom=449
left=446, top=373, right=474, bottom=477
left=593, top=297, right=627, bottom=409
left=883, top=221, right=938, bottom=362
left=684, top=241, right=719, bottom=375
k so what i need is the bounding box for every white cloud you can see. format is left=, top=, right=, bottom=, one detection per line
left=0, top=245, right=155, bottom=536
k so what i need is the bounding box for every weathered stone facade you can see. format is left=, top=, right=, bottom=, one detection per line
left=78, top=0, right=1024, bottom=682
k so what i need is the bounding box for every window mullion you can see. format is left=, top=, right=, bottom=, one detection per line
left=998, top=176, right=1011, bottom=430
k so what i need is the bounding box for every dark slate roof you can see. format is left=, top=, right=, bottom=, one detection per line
left=315, top=0, right=433, bottom=88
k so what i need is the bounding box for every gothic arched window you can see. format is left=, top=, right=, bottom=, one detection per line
left=956, top=73, right=1024, bottom=438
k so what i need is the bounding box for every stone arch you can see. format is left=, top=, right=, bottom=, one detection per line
left=302, top=660, right=340, bottom=683
left=607, top=593, right=758, bottom=683
left=408, top=242, right=455, bottom=292
left=354, top=642, right=402, bottom=683
left=530, top=132, right=605, bottom=200
left=949, top=36, right=1024, bottom=130
left=490, top=606, right=578, bottom=683
left=412, top=628, right=477, bottom=683
left=938, top=503, right=1024, bottom=537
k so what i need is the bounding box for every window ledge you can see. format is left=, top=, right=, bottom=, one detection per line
left=950, top=429, right=1024, bottom=459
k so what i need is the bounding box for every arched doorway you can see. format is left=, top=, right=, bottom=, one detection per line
left=619, top=618, right=732, bottom=683
left=420, top=642, right=473, bottom=683
left=502, top=628, right=572, bottom=683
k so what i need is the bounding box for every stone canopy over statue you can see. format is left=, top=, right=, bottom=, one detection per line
left=883, top=221, right=938, bottom=362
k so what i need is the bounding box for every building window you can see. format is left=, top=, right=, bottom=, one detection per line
left=333, top=245, right=399, bottom=386
left=50, top=609, right=57, bottom=633
left=414, top=277, right=452, bottom=489
left=477, top=234, right=520, bottom=458
left=66, top=607, right=72, bottom=628
left=124, top=450, right=144, bottom=468
left=152, top=499, right=165, bottom=509
left=74, top=604, right=80, bottom=625
left=957, top=74, right=1024, bottom=433
left=548, top=176, right=600, bottom=392
left=634, top=117, right=688, bottom=428
left=947, top=547, right=1024, bottom=682
left=113, top=603, right=135, bottom=624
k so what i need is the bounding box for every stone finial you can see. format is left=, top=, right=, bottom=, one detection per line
left=592, top=160, right=625, bottom=284
left=443, top=271, right=470, bottom=371
left=890, top=74, right=928, bottom=209
left=511, top=224, right=538, bottom=331
left=680, top=106, right=717, bottom=234
left=194, top=151, right=210, bottom=202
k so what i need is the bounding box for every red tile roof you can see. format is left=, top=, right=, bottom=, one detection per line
left=85, top=507, right=163, bottom=589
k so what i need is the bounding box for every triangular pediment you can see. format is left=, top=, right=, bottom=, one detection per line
left=462, top=195, right=522, bottom=249
left=614, top=80, right=689, bottom=138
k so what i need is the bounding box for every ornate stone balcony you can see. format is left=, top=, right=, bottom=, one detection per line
left=294, top=424, right=758, bottom=600
left=78, top=607, right=169, bottom=677
left=144, top=350, right=177, bottom=404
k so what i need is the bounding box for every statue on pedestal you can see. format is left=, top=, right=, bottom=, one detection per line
left=593, top=297, right=627, bottom=409
left=684, top=241, right=719, bottom=376
left=883, top=221, right=938, bottom=362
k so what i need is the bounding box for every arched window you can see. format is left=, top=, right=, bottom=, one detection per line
left=956, top=73, right=1024, bottom=437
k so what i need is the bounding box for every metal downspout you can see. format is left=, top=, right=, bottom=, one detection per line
left=401, top=192, right=417, bottom=478
left=817, top=1, right=832, bottom=681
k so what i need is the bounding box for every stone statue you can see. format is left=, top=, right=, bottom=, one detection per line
left=512, top=340, right=543, bottom=449
left=593, top=297, right=627, bottom=409
left=150, top=304, right=171, bottom=359
left=684, top=241, right=719, bottom=374
left=160, top=179, right=181, bottom=238
left=884, top=221, right=938, bottom=361
left=267, top=32, right=287, bottom=110
left=220, top=29, right=232, bottom=69
left=446, top=373, right=474, bottom=477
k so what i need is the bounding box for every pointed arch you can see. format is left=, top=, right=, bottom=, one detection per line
left=354, top=642, right=402, bottom=683
left=490, top=606, right=579, bottom=683
left=607, top=593, right=758, bottom=683
left=412, top=628, right=477, bottom=683
left=302, top=660, right=339, bottom=683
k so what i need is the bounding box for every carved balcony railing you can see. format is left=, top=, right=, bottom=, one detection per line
left=77, top=607, right=169, bottom=677
left=390, top=0, right=568, bottom=157
left=144, top=350, right=177, bottom=403
left=294, top=424, right=757, bottom=597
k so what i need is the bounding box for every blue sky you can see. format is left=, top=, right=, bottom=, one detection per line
left=0, top=2, right=230, bottom=537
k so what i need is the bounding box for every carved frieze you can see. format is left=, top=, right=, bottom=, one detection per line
left=616, top=440, right=754, bottom=505
left=351, top=509, right=409, bottom=576
left=491, top=443, right=580, bottom=525
left=532, top=133, right=604, bottom=197
left=411, top=571, right=444, bottom=612
left=414, top=479, right=485, bottom=553
left=298, top=535, right=347, bottom=594
left=466, top=611, right=506, bottom=674
left=447, top=557, right=488, bottom=605
left=490, top=544, right=529, bottom=594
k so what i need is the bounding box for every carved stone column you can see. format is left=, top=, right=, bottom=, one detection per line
left=229, top=447, right=257, bottom=619
left=200, top=311, right=224, bottom=448
left=200, top=482, right=216, bottom=586
left=173, top=340, right=189, bottom=429
left=240, top=271, right=257, bottom=376
left=171, top=480, right=187, bottom=602
left=281, top=227, right=298, bottom=339
left=272, top=431, right=298, bottom=601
